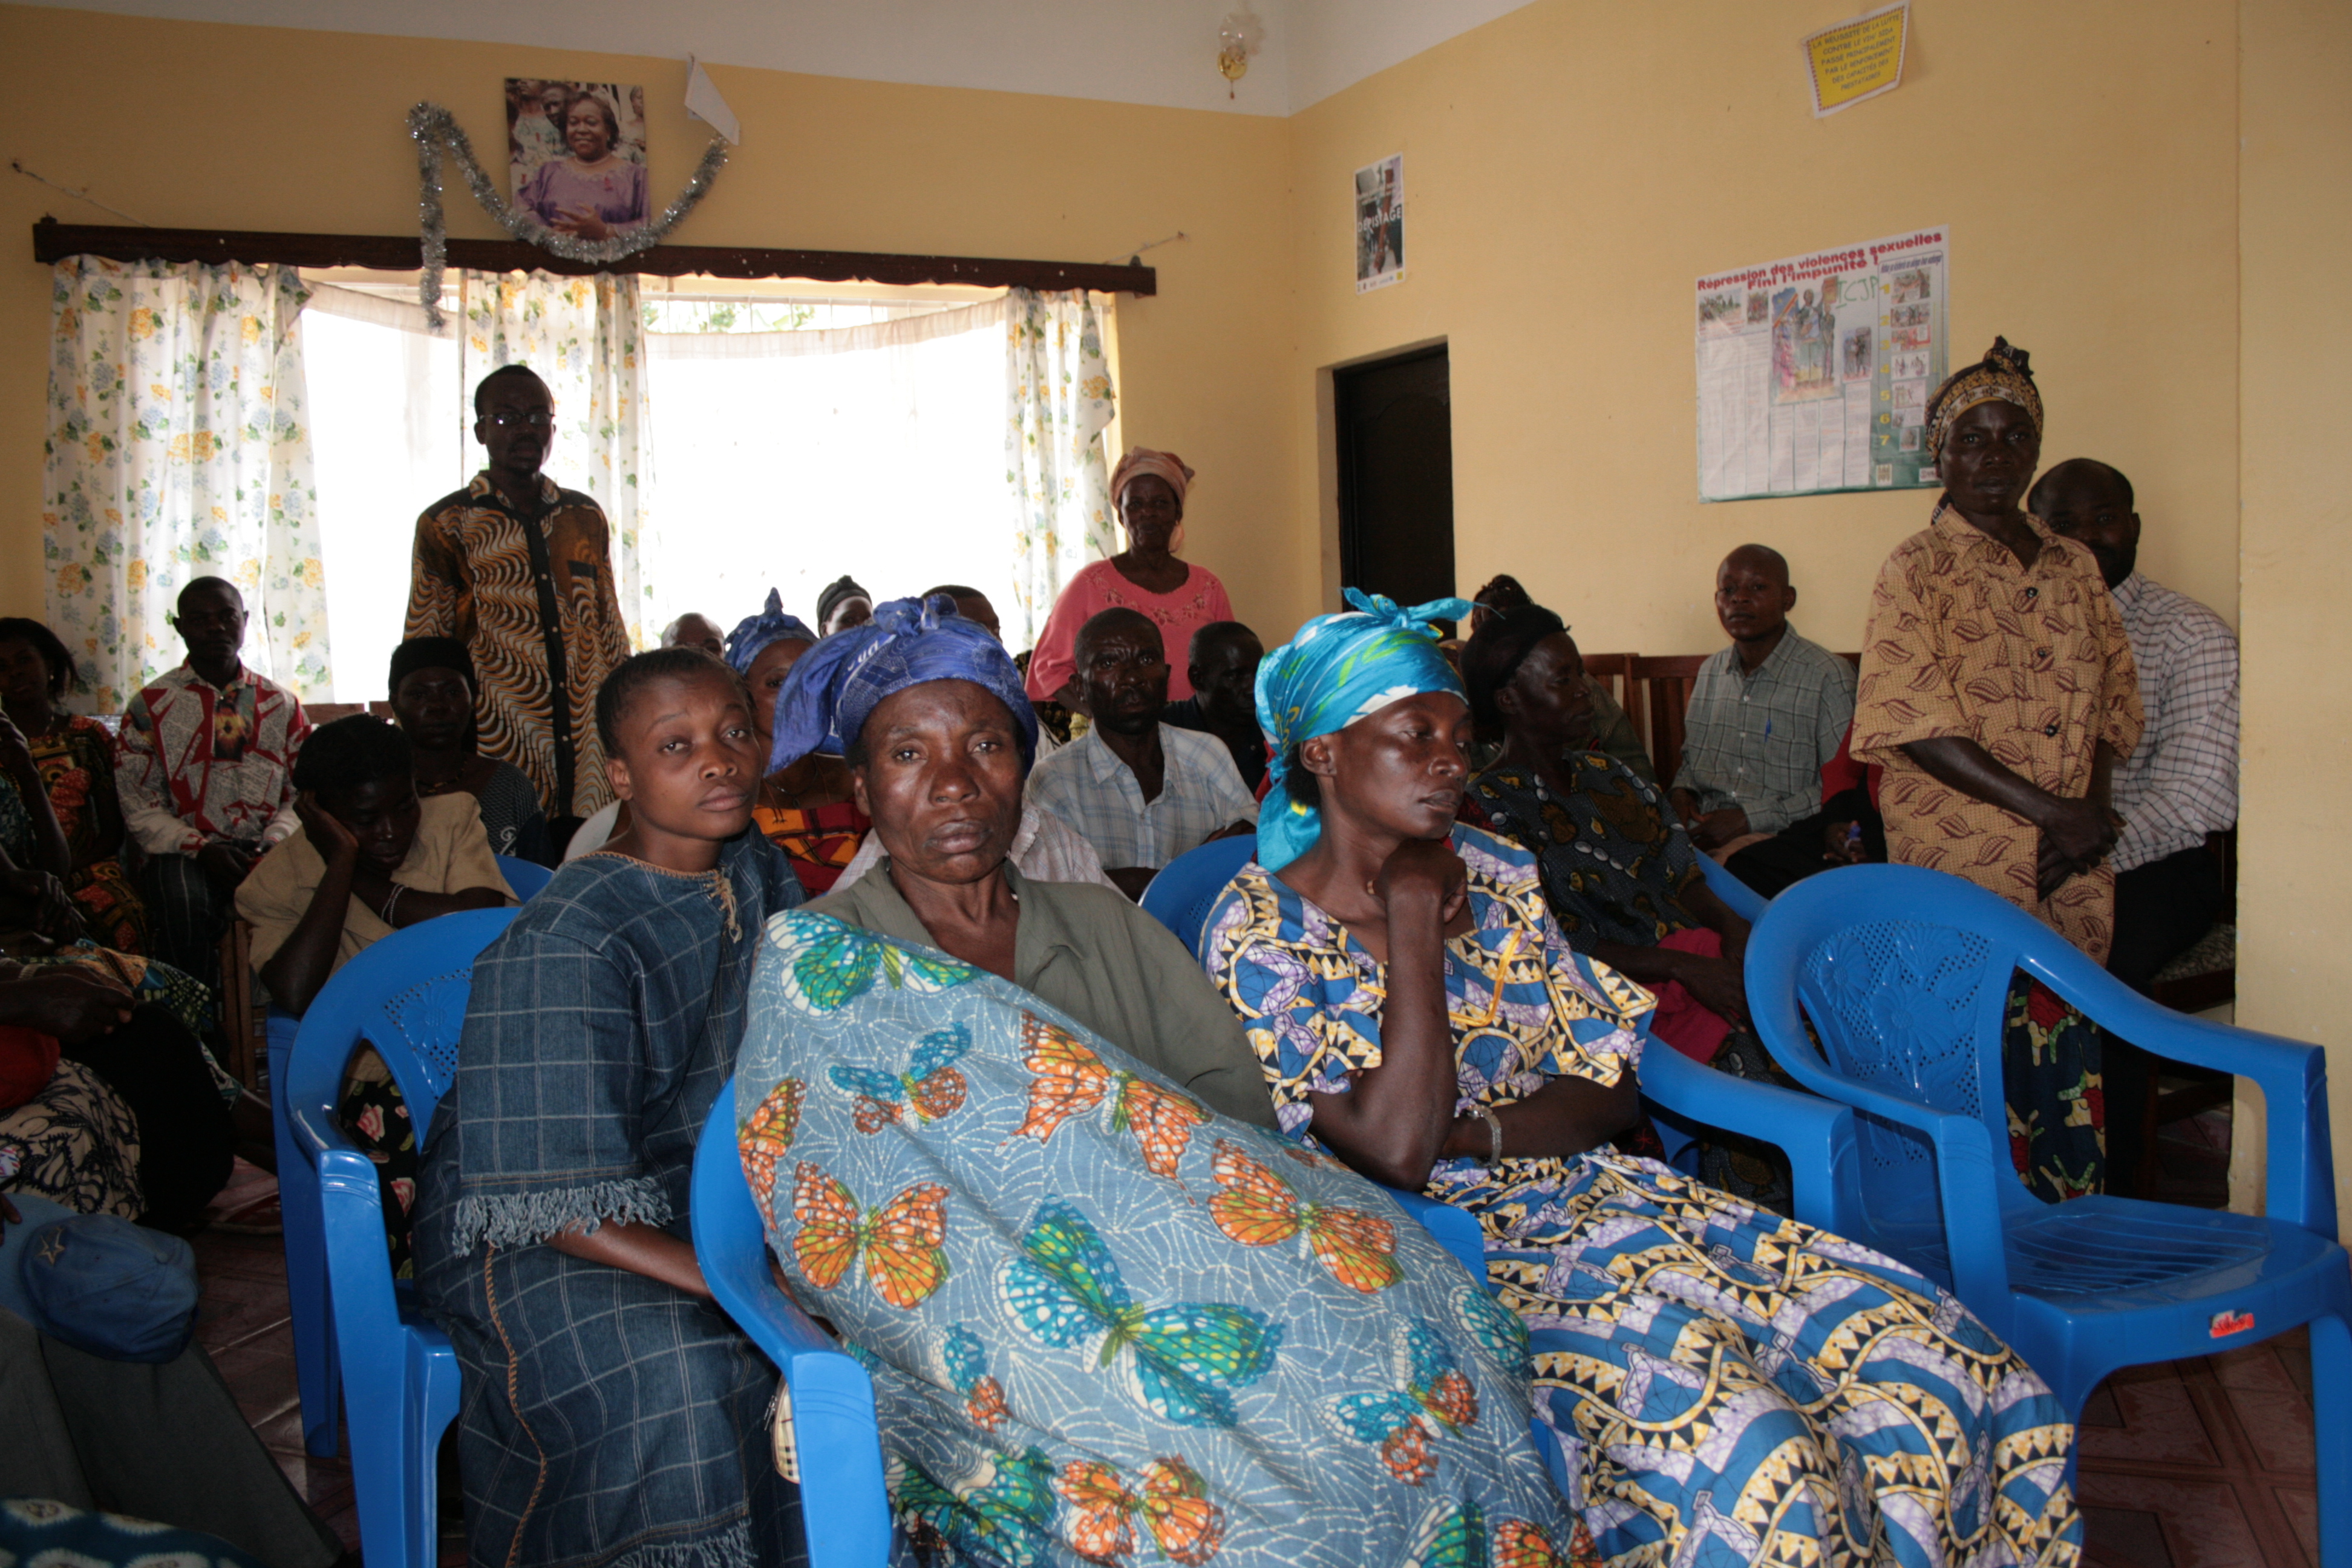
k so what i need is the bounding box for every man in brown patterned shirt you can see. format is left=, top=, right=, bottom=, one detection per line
left=404, top=366, right=632, bottom=839
left=1852, top=339, right=2143, bottom=962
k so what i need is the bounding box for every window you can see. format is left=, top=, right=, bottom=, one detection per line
left=299, top=273, right=1047, bottom=700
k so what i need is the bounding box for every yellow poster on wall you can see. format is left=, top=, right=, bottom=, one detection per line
left=1801, top=2, right=1910, bottom=117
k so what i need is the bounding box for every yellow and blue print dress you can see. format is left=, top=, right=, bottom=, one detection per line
left=1204, top=825, right=2083, bottom=1568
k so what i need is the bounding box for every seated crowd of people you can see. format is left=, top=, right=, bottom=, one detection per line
left=0, top=343, right=2242, bottom=1567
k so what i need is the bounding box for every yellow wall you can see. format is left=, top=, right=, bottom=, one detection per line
left=2236, top=0, right=2352, bottom=1226
left=1282, top=0, right=2241, bottom=653
left=0, top=5, right=1300, bottom=633
left=4, top=1, right=2345, bottom=1221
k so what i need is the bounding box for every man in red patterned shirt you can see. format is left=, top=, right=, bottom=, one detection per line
left=116, top=577, right=312, bottom=996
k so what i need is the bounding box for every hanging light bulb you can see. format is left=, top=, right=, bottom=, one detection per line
left=1217, top=8, right=1265, bottom=98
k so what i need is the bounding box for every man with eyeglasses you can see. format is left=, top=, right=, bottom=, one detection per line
left=116, top=575, right=312, bottom=996
left=405, top=365, right=632, bottom=851
left=1024, top=607, right=1257, bottom=900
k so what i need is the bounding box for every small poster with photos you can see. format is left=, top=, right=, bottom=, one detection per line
left=1354, top=155, right=1405, bottom=293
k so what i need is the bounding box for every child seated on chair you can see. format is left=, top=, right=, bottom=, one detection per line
left=413, top=649, right=805, bottom=1568
left=236, top=714, right=514, bottom=1276
left=237, top=715, right=515, bottom=1018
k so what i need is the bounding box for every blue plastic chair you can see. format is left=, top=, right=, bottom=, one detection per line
left=495, top=854, right=554, bottom=899
left=263, top=1002, right=340, bottom=1457
left=691, top=1081, right=895, bottom=1568
left=1137, top=832, right=1257, bottom=956
left=1746, top=863, right=2350, bottom=1543
left=282, top=908, right=518, bottom=1568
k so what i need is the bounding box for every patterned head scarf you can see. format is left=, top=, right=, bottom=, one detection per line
left=1924, top=336, right=2043, bottom=462
left=1109, top=447, right=1196, bottom=555
left=723, top=589, right=818, bottom=676
left=1254, top=587, right=1473, bottom=871
left=768, top=594, right=1039, bottom=773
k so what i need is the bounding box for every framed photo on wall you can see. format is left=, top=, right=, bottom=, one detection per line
left=506, top=79, right=650, bottom=240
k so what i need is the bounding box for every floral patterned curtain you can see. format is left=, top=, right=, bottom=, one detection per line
left=43, top=257, right=330, bottom=710
left=1004, top=289, right=1116, bottom=650
left=459, top=270, right=657, bottom=650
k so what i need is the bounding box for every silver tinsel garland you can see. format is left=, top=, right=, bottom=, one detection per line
left=407, top=102, right=728, bottom=329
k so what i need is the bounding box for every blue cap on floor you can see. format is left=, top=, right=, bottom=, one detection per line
left=17, top=1213, right=198, bottom=1363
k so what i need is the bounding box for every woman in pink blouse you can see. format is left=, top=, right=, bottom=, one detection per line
left=1023, top=447, right=1233, bottom=704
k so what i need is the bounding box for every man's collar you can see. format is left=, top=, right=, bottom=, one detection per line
left=1728, top=625, right=1802, bottom=679
left=468, top=470, right=560, bottom=511
left=2112, top=569, right=2150, bottom=608
left=176, top=660, right=251, bottom=695
left=1082, top=723, right=1167, bottom=782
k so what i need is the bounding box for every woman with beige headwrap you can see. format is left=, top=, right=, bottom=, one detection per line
left=1850, top=337, right=2143, bottom=1198
left=1021, top=446, right=1235, bottom=704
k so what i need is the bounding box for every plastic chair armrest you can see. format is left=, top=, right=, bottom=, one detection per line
left=1637, top=1044, right=1858, bottom=1231
left=1381, top=1186, right=1486, bottom=1279
left=300, top=1115, right=408, bottom=1391
left=706, top=1266, right=893, bottom=1567
left=2143, top=1019, right=2331, bottom=1232
left=2007, top=952, right=2335, bottom=1233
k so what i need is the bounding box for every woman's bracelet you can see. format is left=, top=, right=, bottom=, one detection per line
left=1471, top=1103, right=1504, bottom=1166
left=381, top=883, right=407, bottom=925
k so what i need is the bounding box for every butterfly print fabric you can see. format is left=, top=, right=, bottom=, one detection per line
left=738, top=909, right=1578, bottom=1568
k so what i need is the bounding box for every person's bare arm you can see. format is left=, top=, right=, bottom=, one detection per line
left=1902, top=735, right=2119, bottom=897
left=256, top=802, right=363, bottom=1018
left=1301, top=841, right=1466, bottom=1190
left=550, top=1220, right=710, bottom=1298
left=345, top=873, right=509, bottom=929
left=1437, top=1071, right=1638, bottom=1163
left=1584, top=936, right=1748, bottom=1027
left=1681, top=881, right=1751, bottom=967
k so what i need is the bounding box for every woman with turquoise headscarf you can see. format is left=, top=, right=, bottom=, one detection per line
left=1203, top=591, right=2084, bottom=1566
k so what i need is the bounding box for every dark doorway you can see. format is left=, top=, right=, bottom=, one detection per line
left=1334, top=345, right=1454, bottom=609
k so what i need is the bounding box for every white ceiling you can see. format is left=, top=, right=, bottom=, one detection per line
left=19, top=0, right=1540, bottom=116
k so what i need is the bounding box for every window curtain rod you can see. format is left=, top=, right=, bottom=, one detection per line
left=28, top=219, right=1157, bottom=296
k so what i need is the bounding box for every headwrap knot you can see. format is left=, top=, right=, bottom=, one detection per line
left=1924, top=336, right=2043, bottom=462
left=1253, top=587, right=1472, bottom=871
left=768, top=595, right=1038, bottom=773
left=723, top=589, right=818, bottom=675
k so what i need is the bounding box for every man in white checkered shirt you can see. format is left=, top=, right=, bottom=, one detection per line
left=1026, top=607, right=1258, bottom=901
left=2036, top=458, right=2239, bottom=1194
left=1669, top=545, right=1857, bottom=860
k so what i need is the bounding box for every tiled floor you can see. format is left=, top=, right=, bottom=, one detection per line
left=2077, top=1330, right=2320, bottom=1568
left=197, top=1102, right=2320, bottom=1566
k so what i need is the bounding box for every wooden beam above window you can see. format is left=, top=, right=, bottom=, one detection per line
left=29, top=218, right=1157, bottom=296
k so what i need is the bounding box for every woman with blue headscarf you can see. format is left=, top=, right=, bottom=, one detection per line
left=762, top=593, right=1272, bottom=1124
left=1203, top=591, right=2083, bottom=1567
left=726, top=588, right=867, bottom=892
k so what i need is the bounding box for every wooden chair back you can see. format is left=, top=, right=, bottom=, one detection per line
left=1628, top=654, right=1711, bottom=787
